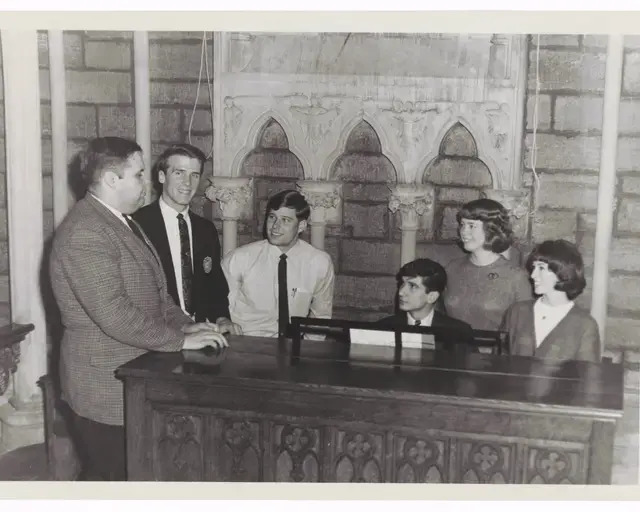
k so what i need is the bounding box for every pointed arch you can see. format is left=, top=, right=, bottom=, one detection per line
left=417, top=117, right=501, bottom=188
left=323, top=113, right=401, bottom=182
left=230, top=110, right=312, bottom=179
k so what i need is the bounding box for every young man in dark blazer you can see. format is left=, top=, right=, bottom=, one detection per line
left=133, top=143, right=241, bottom=334
left=378, top=258, right=475, bottom=353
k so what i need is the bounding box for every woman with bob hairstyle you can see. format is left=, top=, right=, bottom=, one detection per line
left=501, top=239, right=601, bottom=363
left=443, top=198, right=532, bottom=331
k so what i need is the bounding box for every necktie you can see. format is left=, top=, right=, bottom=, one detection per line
left=278, top=253, right=289, bottom=338
left=125, top=216, right=156, bottom=261
left=415, top=320, right=421, bottom=326
left=177, top=213, right=193, bottom=315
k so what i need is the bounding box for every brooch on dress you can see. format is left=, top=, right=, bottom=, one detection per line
left=203, top=256, right=213, bottom=274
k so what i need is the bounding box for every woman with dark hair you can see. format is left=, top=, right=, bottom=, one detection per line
left=443, top=198, right=532, bottom=331
left=501, top=239, right=601, bottom=362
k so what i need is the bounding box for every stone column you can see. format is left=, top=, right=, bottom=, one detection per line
left=591, top=35, right=624, bottom=347
left=205, top=177, right=253, bottom=256
left=296, top=180, right=342, bottom=251
left=0, top=30, right=47, bottom=452
left=388, top=184, right=435, bottom=266
left=482, top=188, right=531, bottom=260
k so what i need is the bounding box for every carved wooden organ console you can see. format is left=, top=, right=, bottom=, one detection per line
left=116, top=335, right=623, bottom=484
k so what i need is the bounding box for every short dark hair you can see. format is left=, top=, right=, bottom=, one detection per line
left=152, top=143, right=207, bottom=195
left=396, top=258, right=448, bottom=294
left=265, top=190, right=311, bottom=221
left=456, top=198, right=513, bottom=254
left=262, top=190, right=311, bottom=239
left=525, top=239, right=587, bottom=300
left=80, top=137, right=142, bottom=191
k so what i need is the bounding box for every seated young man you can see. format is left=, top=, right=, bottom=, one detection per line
left=378, top=258, right=475, bottom=353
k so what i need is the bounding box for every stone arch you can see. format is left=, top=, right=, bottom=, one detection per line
left=324, top=115, right=400, bottom=182
left=329, top=119, right=397, bottom=184
left=231, top=111, right=312, bottom=179
left=420, top=121, right=494, bottom=242
left=418, top=118, right=500, bottom=189
left=422, top=121, right=493, bottom=189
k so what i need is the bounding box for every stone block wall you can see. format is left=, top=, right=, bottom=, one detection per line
left=36, top=30, right=216, bottom=241
left=524, top=34, right=640, bottom=357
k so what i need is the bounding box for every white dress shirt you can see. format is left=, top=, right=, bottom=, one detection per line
left=221, top=239, right=335, bottom=337
left=407, top=309, right=435, bottom=326
left=407, top=308, right=436, bottom=349
left=533, top=298, right=575, bottom=347
left=158, top=197, right=194, bottom=315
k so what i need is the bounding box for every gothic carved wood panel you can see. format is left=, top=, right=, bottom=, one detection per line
left=153, top=412, right=204, bottom=481
left=331, top=429, right=385, bottom=483
left=456, top=440, right=515, bottom=484
left=392, top=434, right=448, bottom=483
left=271, top=422, right=323, bottom=482
left=524, top=446, right=586, bottom=484
left=212, top=417, right=263, bottom=482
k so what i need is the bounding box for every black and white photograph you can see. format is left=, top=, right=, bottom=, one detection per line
left=0, top=10, right=638, bottom=498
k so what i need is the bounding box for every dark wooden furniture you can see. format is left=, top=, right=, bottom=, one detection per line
left=38, top=374, right=81, bottom=480
left=116, top=335, right=624, bottom=484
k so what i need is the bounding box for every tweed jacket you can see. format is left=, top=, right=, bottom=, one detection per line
left=501, top=299, right=601, bottom=363
left=132, top=200, right=230, bottom=323
left=49, top=194, right=192, bottom=426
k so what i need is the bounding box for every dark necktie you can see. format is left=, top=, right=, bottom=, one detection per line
left=177, top=213, right=193, bottom=315
left=415, top=320, right=421, bottom=326
left=278, top=253, right=289, bottom=338
left=125, top=216, right=156, bottom=261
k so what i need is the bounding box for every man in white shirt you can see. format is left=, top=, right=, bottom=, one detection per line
left=222, top=189, right=335, bottom=338
left=133, top=144, right=241, bottom=335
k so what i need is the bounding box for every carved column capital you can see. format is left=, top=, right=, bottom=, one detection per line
left=205, top=177, right=254, bottom=221
left=388, top=183, right=435, bottom=231
left=296, top=180, right=343, bottom=225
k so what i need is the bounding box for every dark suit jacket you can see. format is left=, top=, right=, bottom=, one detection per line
left=377, top=310, right=476, bottom=354
left=133, top=200, right=230, bottom=323
left=49, top=194, right=191, bottom=426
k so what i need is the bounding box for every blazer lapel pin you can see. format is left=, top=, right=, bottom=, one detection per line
left=203, top=256, right=213, bottom=274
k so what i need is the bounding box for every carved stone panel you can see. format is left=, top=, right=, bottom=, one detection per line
left=524, top=446, right=586, bottom=484
left=216, top=33, right=528, bottom=189
left=392, top=434, right=448, bottom=483
left=212, top=417, right=263, bottom=482
left=153, top=412, right=204, bottom=481
left=331, top=428, right=385, bottom=483
left=456, top=439, right=515, bottom=484
left=271, top=422, right=323, bottom=482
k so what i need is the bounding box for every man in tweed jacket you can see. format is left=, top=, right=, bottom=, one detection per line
left=49, top=137, right=228, bottom=481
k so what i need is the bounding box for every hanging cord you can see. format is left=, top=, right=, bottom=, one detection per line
left=529, top=34, right=542, bottom=222
left=187, top=31, right=215, bottom=160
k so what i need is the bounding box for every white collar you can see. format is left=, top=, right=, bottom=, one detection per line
left=408, top=308, right=435, bottom=326
left=90, top=193, right=128, bottom=225
left=535, top=297, right=575, bottom=318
